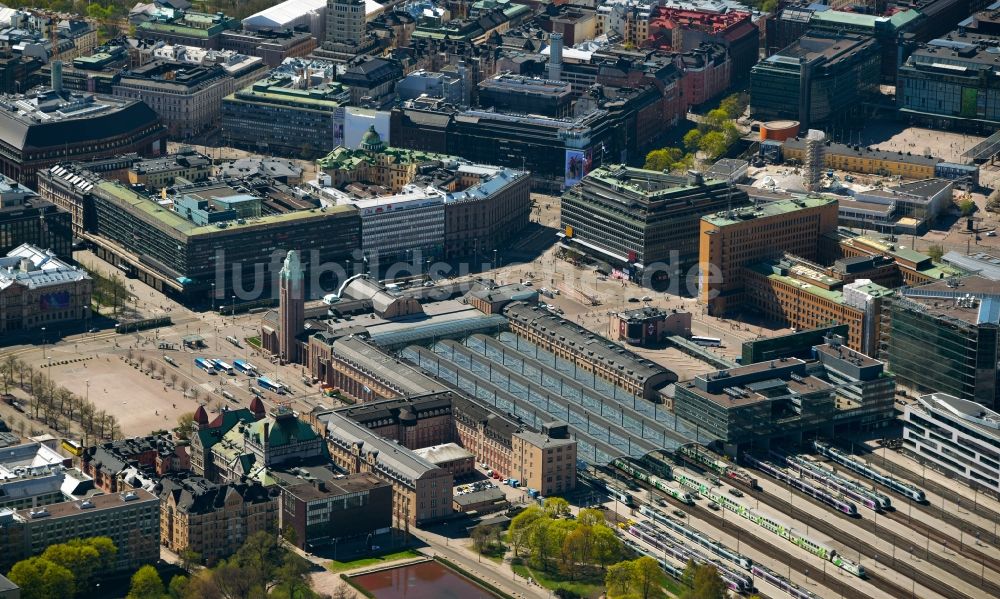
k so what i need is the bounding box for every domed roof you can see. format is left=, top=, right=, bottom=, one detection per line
left=193, top=405, right=209, bottom=425
left=360, top=125, right=385, bottom=153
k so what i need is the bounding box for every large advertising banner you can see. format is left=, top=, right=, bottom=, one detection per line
left=564, top=148, right=592, bottom=187
left=39, top=291, right=71, bottom=311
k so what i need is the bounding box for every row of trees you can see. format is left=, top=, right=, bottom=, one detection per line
left=2, top=355, right=121, bottom=442
left=6, top=537, right=118, bottom=599
left=508, top=499, right=622, bottom=580
left=643, top=93, right=750, bottom=172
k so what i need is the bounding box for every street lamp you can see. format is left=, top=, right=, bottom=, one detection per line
left=40, top=327, right=46, bottom=359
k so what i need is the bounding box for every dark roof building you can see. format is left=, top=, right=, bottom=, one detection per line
left=0, top=177, right=71, bottom=258
left=0, top=83, right=165, bottom=188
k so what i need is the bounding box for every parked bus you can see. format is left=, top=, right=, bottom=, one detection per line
left=690, top=336, right=722, bottom=347
left=163, top=355, right=177, bottom=367
left=213, top=361, right=235, bottom=375
left=226, top=336, right=242, bottom=348
left=233, top=360, right=257, bottom=375
left=257, top=377, right=284, bottom=394
left=61, top=439, right=83, bottom=457
left=195, top=358, right=217, bottom=374
left=221, top=390, right=236, bottom=402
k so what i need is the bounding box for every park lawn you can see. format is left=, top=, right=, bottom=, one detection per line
left=511, top=562, right=605, bottom=599
left=325, top=549, right=423, bottom=573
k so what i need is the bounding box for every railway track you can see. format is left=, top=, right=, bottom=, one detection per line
left=882, top=506, right=1000, bottom=576
left=746, top=478, right=992, bottom=599
left=616, top=470, right=871, bottom=599
left=865, top=449, right=1000, bottom=545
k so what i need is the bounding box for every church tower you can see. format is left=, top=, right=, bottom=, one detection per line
left=278, top=249, right=305, bottom=363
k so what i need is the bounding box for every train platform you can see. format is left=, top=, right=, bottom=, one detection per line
left=751, top=466, right=984, bottom=599
left=861, top=440, right=1000, bottom=533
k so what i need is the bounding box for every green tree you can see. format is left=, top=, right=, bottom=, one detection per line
left=699, top=131, right=729, bottom=160
left=543, top=496, right=570, bottom=517
left=605, top=560, right=634, bottom=597
left=704, top=108, right=730, bottom=130
left=7, top=556, right=76, bottom=599
left=168, top=575, right=189, bottom=599
left=176, top=413, right=196, bottom=441
left=683, top=129, right=702, bottom=152
left=644, top=147, right=683, bottom=171
left=41, top=541, right=99, bottom=590
left=632, top=556, right=662, bottom=599
left=960, top=199, right=976, bottom=216
left=509, top=505, right=545, bottom=557
left=680, top=562, right=727, bottom=599
left=233, top=530, right=282, bottom=592
left=179, top=549, right=202, bottom=571
left=128, top=565, right=166, bottom=599
left=576, top=508, right=605, bottom=526
left=589, top=523, right=621, bottom=568
left=927, top=244, right=945, bottom=262
left=560, top=526, right=591, bottom=580
left=471, top=523, right=495, bottom=554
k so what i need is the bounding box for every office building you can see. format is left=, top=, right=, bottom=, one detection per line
left=314, top=130, right=530, bottom=260
left=136, top=9, right=240, bottom=49
left=674, top=359, right=838, bottom=456
left=750, top=32, right=881, bottom=128
left=326, top=0, right=366, bottom=46
left=277, top=471, right=392, bottom=550
left=159, top=474, right=279, bottom=564
left=0, top=179, right=72, bottom=258
left=114, top=62, right=242, bottom=138
left=810, top=337, right=896, bottom=431
left=0, top=83, right=165, bottom=188
left=395, top=69, right=465, bottom=104
left=646, top=6, right=759, bottom=81
left=219, top=29, right=317, bottom=67
left=898, top=31, right=1000, bottom=131
left=221, top=58, right=350, bottom=156
left=85, top=176, right=359, bottom=302
left=511, top=422, right=577, bottom=496
left=699, top=197, right=839, bottom=316
left=320, top=410, right=454, bottom=527
left=127, top=148, right=213, bottom=190
left=884, top=276, right=1000, bottom=409
left=833, top=230, right=968, bottom=286
left=741, top=324, right=850, bottom=365
left=0, top=442, right=71, bottom=511
left=478, top=75, right=575, bottom=118
left=562, top=167, right=749, bottom=286
left=339, top=57, right=403, bottom=108
left=743, top=256, right=892, bottom=355
left=903, top=392, right=1000, bottom=495
left=0, top=244, right=90, bottom=334
left=0, top=489, right=159, bottom=573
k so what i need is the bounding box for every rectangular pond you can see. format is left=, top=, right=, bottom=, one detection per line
left=350, top=559, right=502, bottom=599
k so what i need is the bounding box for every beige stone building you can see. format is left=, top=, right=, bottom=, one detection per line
left=159, top=475, right=279, bottom=564
left=511, top=423, right=577, bottom=496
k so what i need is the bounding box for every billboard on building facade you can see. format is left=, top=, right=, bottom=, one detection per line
left=564, top=149, right=592, bottom=187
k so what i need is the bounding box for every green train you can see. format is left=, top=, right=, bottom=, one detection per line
left=612, top=458, right=694, bottom=505
left=674, top=469, right=864, bottom=577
